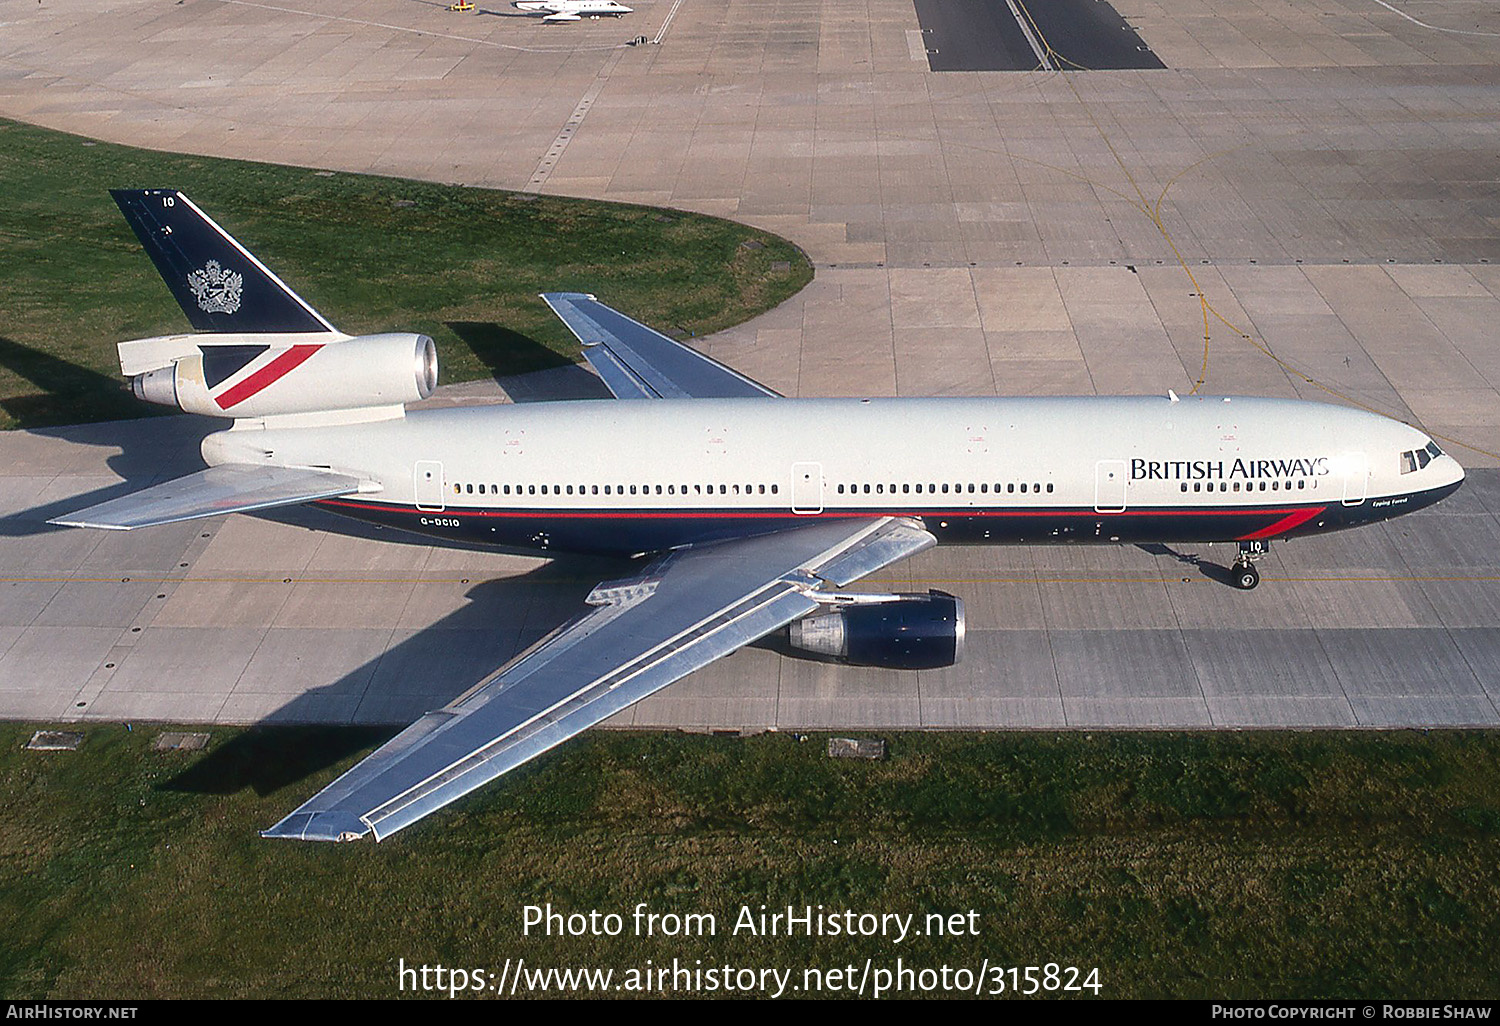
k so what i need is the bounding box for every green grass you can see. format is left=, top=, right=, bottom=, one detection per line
left=0, top=118, right=812, bottom=430
left=0, top=725, right=1496, bottom=998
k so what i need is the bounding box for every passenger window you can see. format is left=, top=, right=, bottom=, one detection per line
left=1046, top=483, right=1054, bottom=493
left=1020, top=483, right=1028, bottom=493
left=941, top=484, right=949, bottom=494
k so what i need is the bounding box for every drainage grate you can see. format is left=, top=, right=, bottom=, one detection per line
left=828, top=737, right=886, bottom=760
left=27, top=731, right=83, bottom=751
left=154, top=731, right=211, bottom=752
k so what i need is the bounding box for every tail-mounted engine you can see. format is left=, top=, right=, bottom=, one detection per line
left=123, top=332, right=437, bottom=419
left=788, top=589, right=965, bottom=670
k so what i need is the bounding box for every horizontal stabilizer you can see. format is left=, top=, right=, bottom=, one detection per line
left=49, top=464, right=365, bottom=531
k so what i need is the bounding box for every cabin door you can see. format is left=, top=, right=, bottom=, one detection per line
left=414, top=460, right=445, bottom=511
left=791, top=462, right=824, bottom=515
left=1094, top=460, right=1128, bottom=513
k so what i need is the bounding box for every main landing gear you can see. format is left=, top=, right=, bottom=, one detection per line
left=1232, top=540, right=1267, bottom=590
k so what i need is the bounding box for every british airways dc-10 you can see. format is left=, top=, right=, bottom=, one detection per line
left=54, top=190, right=1465, bottom=842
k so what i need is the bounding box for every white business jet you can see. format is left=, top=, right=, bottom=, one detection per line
left=513, top=0, right=632, bottom=21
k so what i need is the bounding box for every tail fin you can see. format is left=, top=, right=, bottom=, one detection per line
left=111, top=189, right=337, bottom=335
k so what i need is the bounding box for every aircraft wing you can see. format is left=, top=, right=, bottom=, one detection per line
left=48, top=464, right=365, bottom=531
left=262, top=515, right=934, bottom=842
left=541, top=292, right=780, bottom=400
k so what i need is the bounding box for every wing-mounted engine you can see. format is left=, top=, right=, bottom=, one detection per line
left=123, top=332, right=437, bottom=419
left=788, top=589, right=965, bottom=669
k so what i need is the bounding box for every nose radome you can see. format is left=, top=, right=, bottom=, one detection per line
left=1449, top=456, right=1467, bottom=488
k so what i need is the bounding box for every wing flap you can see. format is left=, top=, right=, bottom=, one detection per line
left=541, top=292, right=780, bottom=400
left=49, top=464, right=365, bottom=530
left=263, top=516, right=934, bottom=842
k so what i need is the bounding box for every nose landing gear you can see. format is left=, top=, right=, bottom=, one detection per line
left=1232, top=540, right=1267, bottom=590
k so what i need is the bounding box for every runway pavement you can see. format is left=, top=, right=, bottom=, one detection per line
left=2, top=0, right=1500, bottom=729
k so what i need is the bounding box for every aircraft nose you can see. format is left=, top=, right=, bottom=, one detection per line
left=1447, top=455, right=1466, bottom=489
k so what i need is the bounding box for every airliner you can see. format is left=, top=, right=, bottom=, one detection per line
left=512, top=0, right=632, bottom=21
left=54, top=190, right=1465, bottom=842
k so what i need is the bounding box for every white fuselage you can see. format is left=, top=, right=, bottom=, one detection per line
left=202, top=394, right=1462, bottom=557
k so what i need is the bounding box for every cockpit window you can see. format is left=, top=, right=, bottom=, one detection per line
left=1425, top=441, right=1443, bottom=459
left=1401, top=451, right=1419, bottom=474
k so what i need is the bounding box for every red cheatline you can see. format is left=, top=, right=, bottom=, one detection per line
left=1239, top=506, right=1326, bottom=540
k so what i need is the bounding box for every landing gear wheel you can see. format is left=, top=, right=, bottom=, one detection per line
left=1230, top=539, right=1268, bottom=590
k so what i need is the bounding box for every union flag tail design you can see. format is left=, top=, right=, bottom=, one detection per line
left=111, top=189, right=337, bottom=335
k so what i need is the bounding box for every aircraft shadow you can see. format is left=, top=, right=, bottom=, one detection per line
left=1136, top=542, right=1234, bottom=585
left=0, top=334, right=168, bottom=430
left=445, top=320, right=610, bottom=401
left=158, top=557, right=629, bottom=797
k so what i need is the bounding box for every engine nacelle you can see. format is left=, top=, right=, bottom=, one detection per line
left=131, top=332, right=437, bottom=418
left=788, top=590, right=965, bottom=670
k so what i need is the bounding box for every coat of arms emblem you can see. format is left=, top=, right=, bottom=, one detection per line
left=186, top=260, right=244, bottom=315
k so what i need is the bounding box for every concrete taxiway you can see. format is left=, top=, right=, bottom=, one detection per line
left=2, top=0, right=1500, bottom=729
